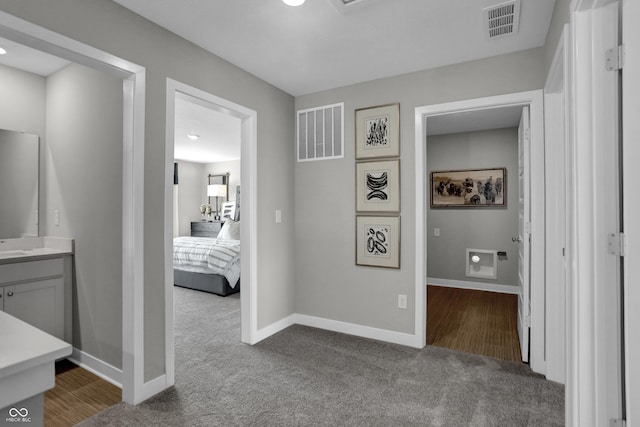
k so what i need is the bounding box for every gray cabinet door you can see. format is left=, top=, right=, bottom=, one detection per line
left=4, top=278, right=64, bottom=339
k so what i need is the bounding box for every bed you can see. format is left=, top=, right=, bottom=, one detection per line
left=173, top=235, right=240, bottom=296
left=173, top=204, right=241, bottom=296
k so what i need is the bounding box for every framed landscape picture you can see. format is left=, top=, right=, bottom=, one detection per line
left=356, top=215, right=400, bottom=269
left=355, top=103, right=400, bottom=159
left=356, top=159, right=400, bottom=213
left=430, top=167, right=506, bottom=208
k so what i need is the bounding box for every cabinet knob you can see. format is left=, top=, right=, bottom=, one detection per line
left=7, top=291, right=14, bottom=297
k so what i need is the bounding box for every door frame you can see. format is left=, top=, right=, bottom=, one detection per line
left=414, top=90, right=546, bottom=373
left=0, top=11, right=148, bottom=404
left=164, top=79, right=259, bottom=385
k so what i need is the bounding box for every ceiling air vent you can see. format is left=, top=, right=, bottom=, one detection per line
left=483, top=0, right=521, bottom=39
left=328, top=0, right=380, bottom=13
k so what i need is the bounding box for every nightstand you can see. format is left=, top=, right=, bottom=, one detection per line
left=190, top=221, right=223, bottom=237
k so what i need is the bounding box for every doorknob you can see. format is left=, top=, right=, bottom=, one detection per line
left=512, top=236, right=522, bottom=243
left=7, top=291, right=14, bottom=297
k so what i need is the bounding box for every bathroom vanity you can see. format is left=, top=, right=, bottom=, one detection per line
left=0, top=237, right=74, bottom=343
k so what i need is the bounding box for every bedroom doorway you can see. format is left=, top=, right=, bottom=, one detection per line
left=165, top=79, right=258, bottom=387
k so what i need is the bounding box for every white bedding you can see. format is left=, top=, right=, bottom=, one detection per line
left=173, top=236, right=240, bottom=288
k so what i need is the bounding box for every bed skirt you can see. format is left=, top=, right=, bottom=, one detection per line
left=173, top=268, right=240, bottom=297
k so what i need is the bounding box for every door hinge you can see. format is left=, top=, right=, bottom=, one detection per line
left=610, top=419, right=626, bottom=427
left=606, top=45, right=624, bottom=71
left=607, top=232, right=626, bottom=257
left=524, top=315, right=531, bottom=328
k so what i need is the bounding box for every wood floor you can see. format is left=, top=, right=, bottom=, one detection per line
left=44, top=359, right=121, bottom=427
left=427, top=285, right=522, bottom=363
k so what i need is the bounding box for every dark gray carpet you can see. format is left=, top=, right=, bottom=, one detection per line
left=78, top=287, right=564, bottom=426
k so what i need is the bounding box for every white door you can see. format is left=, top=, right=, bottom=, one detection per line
left=622, top=0, right=640, bottom=423
left=570, top=3, right=623, bottom=424
left=517, top=105, right=531, bottom=363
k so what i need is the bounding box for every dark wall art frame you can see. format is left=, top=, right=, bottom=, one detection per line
left=430, top=167, right=507, bottom=208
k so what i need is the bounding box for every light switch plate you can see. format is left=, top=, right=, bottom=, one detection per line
left=398, top=294, right=407, bottom=309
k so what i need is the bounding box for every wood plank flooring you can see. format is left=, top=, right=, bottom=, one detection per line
left=44, top=359, right=121, bottom=427
left=427, top=285, right=522, bottom=363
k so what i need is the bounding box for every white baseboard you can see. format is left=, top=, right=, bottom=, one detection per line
left=252, top=314, right=296, bottom=344
left=427, top=277, right=519, bottom=294
left=69, top=348, right=123, bottom=388
left=250, top=313, right=422, bottom=349
left=293, top=314, right=422, bottom=349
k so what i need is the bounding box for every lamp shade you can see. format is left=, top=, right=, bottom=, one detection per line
left=207, top=184, right=227, bottom=198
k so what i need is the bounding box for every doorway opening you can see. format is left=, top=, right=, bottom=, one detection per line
left=414, top=90, right=547, bottom=374
left=164, top=79, right=258, bottom=387
left=424, top=105, right=528, bottom=363
left=0, top=11, right=146, bottom=404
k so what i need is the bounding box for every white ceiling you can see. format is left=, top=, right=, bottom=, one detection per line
left=113, top=0, right=556, bottom=96
left=173, top=93, right=241, bottom=163
left=0, top=36, right=70, bottom=76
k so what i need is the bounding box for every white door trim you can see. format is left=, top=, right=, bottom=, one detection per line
left=164, top=81, right=259, bottom=379
left=0, top=11, right=147, bottom=404
left=414, top=90, right=545, bottom=372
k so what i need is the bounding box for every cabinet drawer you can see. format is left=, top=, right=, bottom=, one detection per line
left=0, top=258, right=64, bottom=285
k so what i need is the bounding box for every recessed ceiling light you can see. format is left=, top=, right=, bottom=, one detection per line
left=283, top=0, right=305, bottom=6
left=187, top=133, right=200, bottom=140
left=0, top=47, right=6, bottom=55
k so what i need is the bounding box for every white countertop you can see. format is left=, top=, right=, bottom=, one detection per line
left=0, top=311, right=71, bottom=409
left=0, top=237, right=73, bottom=262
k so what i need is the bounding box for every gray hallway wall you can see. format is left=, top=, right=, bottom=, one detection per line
left=295, top=48, right=545, bottom=335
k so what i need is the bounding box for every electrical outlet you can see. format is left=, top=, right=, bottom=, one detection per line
left=275, top=209, right=282, bottom=223
left=54, top=209, right=60, bottom=226
left=434, top=228, right=440, bottom=237
left=398, top=294, right=407, bottom=309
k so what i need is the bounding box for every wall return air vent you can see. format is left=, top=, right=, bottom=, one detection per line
left=297, top=102, right=344, bottom=162
left=483, top=0, right=521, bottom=39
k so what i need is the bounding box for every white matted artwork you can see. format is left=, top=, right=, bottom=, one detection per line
left=355, top=103, right=400, bottom=159
left=356, top=216, right=400, bottom=269
left=356, top=159, right=400, bottom=213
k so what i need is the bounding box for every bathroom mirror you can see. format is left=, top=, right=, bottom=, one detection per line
left=0, top=129, right=39, bottom=238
